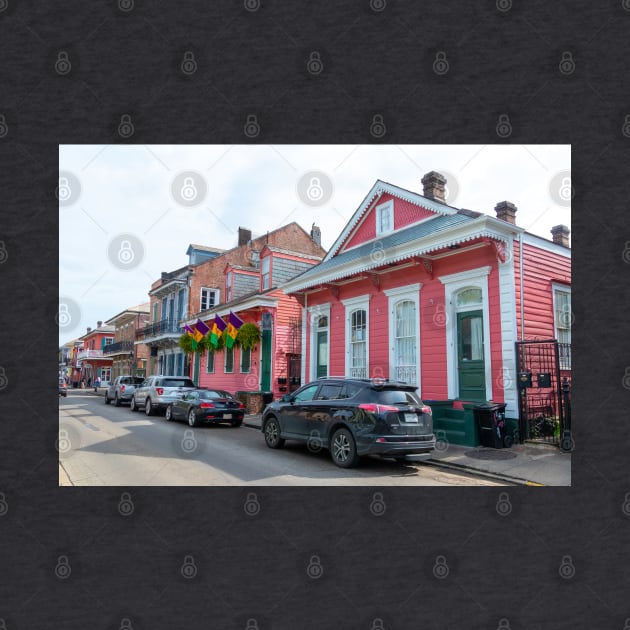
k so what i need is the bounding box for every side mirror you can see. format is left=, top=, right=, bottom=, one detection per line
left=281, top=394, right=292, bottom=403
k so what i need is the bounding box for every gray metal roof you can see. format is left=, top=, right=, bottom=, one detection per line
left=290, top=213, right=474, bottom=284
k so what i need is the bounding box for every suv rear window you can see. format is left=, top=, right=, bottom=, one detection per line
left=159, top=378, right=195, bottom=388
left=121, top=377, right=144, bottom=385
left=372, top=389, right=422, bottom=405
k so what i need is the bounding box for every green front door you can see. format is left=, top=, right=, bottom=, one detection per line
left=457, top=310, right=486, bottom=401
left=316, top=330, right=328, bottom=378
left=260, top=329, right=272, bottom=391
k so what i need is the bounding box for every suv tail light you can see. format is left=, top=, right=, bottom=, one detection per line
left=199, top=402, right=215, bottom=408
left=238, top=402, right=245, bottom=409
left=420, top=405, right=432, bottom=415
left=120, top=385, right=125, bottom=393
left=156, top=387, right=164, bottom=395
left=359, top=403, right=400, bottom=414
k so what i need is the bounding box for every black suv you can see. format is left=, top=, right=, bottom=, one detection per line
left=261, top=378, right=435, bottom=468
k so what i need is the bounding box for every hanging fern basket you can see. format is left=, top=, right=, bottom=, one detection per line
left=236, top=322, right=261, bottom=350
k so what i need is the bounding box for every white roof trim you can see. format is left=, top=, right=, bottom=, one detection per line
left=522, top=232, right=571, bottom=258
left=324, top=180, right=459, bottom=261
left=184, top=295, right=279, bottom=325
left=284, top=217, right=513, bottom=293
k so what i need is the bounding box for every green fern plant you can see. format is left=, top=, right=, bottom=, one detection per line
left=236, top=322, right=261, bottom=350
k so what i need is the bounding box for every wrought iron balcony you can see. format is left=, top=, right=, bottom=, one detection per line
left=135, top=319, right=183, bottom=342
left=103, top=340, right=134, bottom=356
left=76, top=349, right=110, bottom=361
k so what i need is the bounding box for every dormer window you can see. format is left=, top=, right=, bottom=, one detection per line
left=261, top=256, right=271, bottom=290
left=376, top=199, right=393, bottom=235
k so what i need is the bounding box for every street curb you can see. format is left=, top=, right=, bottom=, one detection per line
left=243, top=420, right=531, bottom=485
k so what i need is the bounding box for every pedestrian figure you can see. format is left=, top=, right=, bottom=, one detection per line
left=94, top=376, right=101, bottom=391
left=87, top=377, right=92, bottom=389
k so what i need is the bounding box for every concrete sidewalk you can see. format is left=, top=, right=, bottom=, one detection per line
left=243, top=414, right=571, bottom=486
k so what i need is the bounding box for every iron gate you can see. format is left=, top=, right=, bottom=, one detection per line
left=515, top=339, right=570, bottom=446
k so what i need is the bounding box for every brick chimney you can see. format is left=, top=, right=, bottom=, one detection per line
left=310, top=223, right=321, bottom=246
left=495, top=201, right=517, bottom=225
left=86, top=327, right=92, bottom=333
left=551, top=224, right=570, bottom=247
left=238, top=227, right=252, bottom=247
left=421, top=171, right=447, bottom=203
left=97, top=320, right=103, bottom=328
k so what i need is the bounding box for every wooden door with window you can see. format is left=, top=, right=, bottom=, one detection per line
left=457, top=310, right=486, bottom=401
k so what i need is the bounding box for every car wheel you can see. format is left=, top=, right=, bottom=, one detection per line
left=104, top=393, right=110, bottom=405
left=330, top=427, right=359, bottom=468
left=130, top=396, right=138, bottom=412
left=188, top=409, right=198, bottom=427
left=263, top=416, right=284, bottom=449
left=145, top=398, right=154, bottom=416
left=114, top=393, right=121, bottom=407
left=165, top=405, right=174, bottom=422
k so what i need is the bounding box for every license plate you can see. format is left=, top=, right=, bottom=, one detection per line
left=403, top=413, right=418, bottom=423
left=223, top=414, right=232, bottom=420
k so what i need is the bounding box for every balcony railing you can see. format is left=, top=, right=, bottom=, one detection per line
left=135, top=319, right=183, bottom=341
left=103, top=340, right=134, bottom=356
left=76, top=349, right=109, bottom=361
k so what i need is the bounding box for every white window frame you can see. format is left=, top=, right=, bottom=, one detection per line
left=200, top=287, right=219, bottom=312
left=341, top=295, right=370, bottom=379
left=261, top=256, right=271, bottom=291
left=552, top=283, right=571, bottom=370
left=307, top=303, right=331, bottom=382
left=226, top=271, right=233, bottom=303
left=375, top=199, right=394, bottom=235
left=384, top=284, right=421, bottom=390
left=438, top=266, right=492, bottom=400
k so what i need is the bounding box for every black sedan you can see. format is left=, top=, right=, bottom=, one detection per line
left=165, top=389, right=245, bottom=427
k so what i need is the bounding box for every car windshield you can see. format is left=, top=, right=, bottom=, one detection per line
left=199, top=390, right=232, bottom=399
left=372, top=389, right=422, bottom=406
left=160, top=379, right=195, bottom=388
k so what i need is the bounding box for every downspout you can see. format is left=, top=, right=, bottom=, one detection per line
left=301, top=292, right=308, bottom=387
left=519, top=232, right=525, bottom=340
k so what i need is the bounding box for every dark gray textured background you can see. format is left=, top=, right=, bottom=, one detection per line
left=1, top=1, right=629, bottom=628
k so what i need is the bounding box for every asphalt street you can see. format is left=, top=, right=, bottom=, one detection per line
left=59, top=390, right=503, bottom=486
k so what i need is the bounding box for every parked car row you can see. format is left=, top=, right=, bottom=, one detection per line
left=93, top=374, right=435, bottom=469
left=106, top=374, right=246, bottom=428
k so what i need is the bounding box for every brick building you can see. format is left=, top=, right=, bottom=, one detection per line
left=105, top=303, right=151, bottom=379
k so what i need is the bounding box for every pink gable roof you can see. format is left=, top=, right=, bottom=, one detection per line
left=340, top=192, right=439, bottom=252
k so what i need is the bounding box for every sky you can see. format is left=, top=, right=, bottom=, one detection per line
left=59, top=144, right=571, bottom=346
